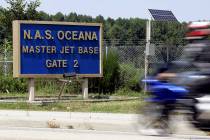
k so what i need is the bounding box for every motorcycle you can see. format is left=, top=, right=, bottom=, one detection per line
left=140, top=71, right=210, bottom=135
left=140, top=21, right=210, bottom=135
left=140, top=76, right=190, bottom=135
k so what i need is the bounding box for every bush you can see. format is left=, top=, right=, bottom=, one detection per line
left=119, top=63, right=144, bottom=91
left=0, top=75, right=27, bottom=93
left=89, top=48, right=120, bottom=94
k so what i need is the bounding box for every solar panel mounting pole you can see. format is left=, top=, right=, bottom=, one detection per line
left=144, top=19, right=151, bottom=91
left=145, top=9, right=178, bottom=91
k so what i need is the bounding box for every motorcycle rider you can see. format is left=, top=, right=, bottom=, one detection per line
left=141, top=21, right=210, bottom=135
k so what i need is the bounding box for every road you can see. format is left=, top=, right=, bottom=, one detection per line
left=0, top=127, right=209, bottom=140
left=0, top=110, right=209, bottom=139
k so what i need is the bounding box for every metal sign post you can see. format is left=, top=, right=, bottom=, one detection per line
left=28, top=78, right=35, bottom=102
left=82, top=78, right=88, bottom=99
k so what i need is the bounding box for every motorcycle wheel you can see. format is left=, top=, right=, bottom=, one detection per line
left=140, top=103, right=170, bottom=130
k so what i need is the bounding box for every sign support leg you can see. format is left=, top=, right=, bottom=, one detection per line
left=82, top=78, right=88, bottom=99
left=28, top=78, right=35, bottom=102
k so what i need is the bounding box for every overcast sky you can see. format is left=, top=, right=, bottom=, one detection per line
left=0, top=0, right=210, bottom=22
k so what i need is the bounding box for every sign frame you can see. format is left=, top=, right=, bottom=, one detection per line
left=13, top=20, right=103, bottom=78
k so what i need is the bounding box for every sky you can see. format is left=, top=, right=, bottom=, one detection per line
left=0, top=0, right=210, bottom=22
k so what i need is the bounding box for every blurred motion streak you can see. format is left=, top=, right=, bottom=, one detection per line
left=140, top=21, right=210, bottom=136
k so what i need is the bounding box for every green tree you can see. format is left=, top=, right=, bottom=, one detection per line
left=107, top=21, right=127, bottom=45
left=6, top=0, right=26, bottom=20
left=127, top=18, right=146, bottom=44
left=25, top=0, right=41, bottom=20
left=52, top=12, right=64, bottom=21
left=76, top=14, right=93, bottom=22
left=0, top=7, right=7, bottom=44
left=0, top=0, right=40, bottom=42
left=152, top=21, right=185, bottom=44
left=65, top=12, right=78, bottom=22
left=103, top=17, right=115, bottom=44
left=151, top=21, right=186, bottom=62
left=95, top=15, right=105, bottom=23
left=38, top=11, right=51, bottom=21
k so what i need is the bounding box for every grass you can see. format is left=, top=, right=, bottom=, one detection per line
left=0, top=99, right=145, bottom=114
left=0, top=92, right=27, bottom=97
left=0, top=88, right=146, bottom=100
left=0, top=88, right=147, bottom=113
left=112, top=88, right=145, bottom=97
left=89, top=100, right=144, bottom=113
left=0, top=92, right=79, bottom=98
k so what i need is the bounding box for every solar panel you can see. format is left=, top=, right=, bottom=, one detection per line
left=148, top=9, right=178, bottom=22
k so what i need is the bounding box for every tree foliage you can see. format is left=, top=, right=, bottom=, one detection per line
left=0, top=0, right=186, bottom=46
left=0, top=0, right=40, bottom=42
left=0, top=0, right=188, bottom=93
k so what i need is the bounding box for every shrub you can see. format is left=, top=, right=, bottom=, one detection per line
left=119, top=63, right=144, bottom=91
left=0, top=75, right=27, bottom=93
left=89, top=48, right=120, bottom=94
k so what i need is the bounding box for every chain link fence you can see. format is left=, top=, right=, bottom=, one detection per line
left=0, top=40, right=187, bottom=94
left=0, top=51, right=12, bottom=76
left=105, top=40, right=187, bottom=76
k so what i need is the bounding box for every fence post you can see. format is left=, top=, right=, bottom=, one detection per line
left=167, top=45, right=169, bottom=62
left=3, top=48, right=7, bottom=76
left=3, top=39, right=8, bottom=76
left=106, top=46, right=108, bottom=59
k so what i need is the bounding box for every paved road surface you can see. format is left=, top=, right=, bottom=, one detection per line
left=0, top=127, right=209, bottom=140
left=0, top=110, right=209, bottom=139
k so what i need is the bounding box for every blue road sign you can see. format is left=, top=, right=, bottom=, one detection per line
left=13, top=21, right=103, bottom=78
